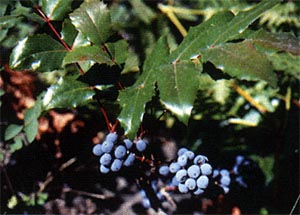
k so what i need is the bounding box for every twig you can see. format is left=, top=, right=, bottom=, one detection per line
left=38, top=157, right=77, bottom=193
left=289, top=193, right=300, bottom=215
left=62, top=187, right=114, bottom=200
left=158, top=4, right=187, bottom=37
left=231, top=83, right=268, bottom=114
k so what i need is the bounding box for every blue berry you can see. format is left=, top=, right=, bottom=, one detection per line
left=169, top=162, right=181, bottom=173
left=100, top=153, right=112, bottom=165
left=196, top=175, right=209, bottom=189
left=220, top=169, right=230, bottom=176
left=185, top=178, right=196, bottom=190
left=200, top=163, right=212, bottom=175
left=187, top=165, right=200, bottom=178
left=177, top=148, right=188, bottom=156
left=178, top=183, right=188, bottom=193
left=220, top=175, right=231, bottom=186
left=136, top=139, right=147, bottom=152
left=184, top=150, right=195, bottom=160
left=142, top=198, right=151, bottom=208
left=106, top=132, right=118, bottom=142
left=213, top=169, right=220, bottom=178
left=177, top=155, right=188, bottom=167
left=193, top=188, right=204, bottom=195
left=111, top=159, right=123, bottom=172
left=193, top=155, right=208, bottom=165
left=123, top=139, right=133, bottom=149
left=175, top=169, right=187, bottom=183
left=102, top=140, right=114, bottom=153
left=92, top=144, right=103, bottom=156
left=170, top=176, right=179, bottom=186
left=100, top=165, right=110, bottom=174
left=114, top=145, right=127, bottom=159
left=159, top=165, right=169, bottom=176
left=124, top=153, right=135, bottom=167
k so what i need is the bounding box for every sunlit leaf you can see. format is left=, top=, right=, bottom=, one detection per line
left=41, top=0, right=72, bottom=21
left=43, top=77, right=95, bottom=110
left=9, top=34, right=67, bottom=72
left=63, top=46, right=113, bottom=66
left=69, top=0, right=112, bottom=46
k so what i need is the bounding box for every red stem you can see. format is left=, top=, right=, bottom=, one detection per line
left=34, top=6, right=85, bottom=76
left=100, top=106, right=113, bottom=132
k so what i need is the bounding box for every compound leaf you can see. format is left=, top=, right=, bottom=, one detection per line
left=9, top=34, right=67, bottom=72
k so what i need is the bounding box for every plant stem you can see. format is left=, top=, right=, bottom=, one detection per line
left=34, top=6, right=85, bottom=76
left=231, top=83, right=268, bottom=114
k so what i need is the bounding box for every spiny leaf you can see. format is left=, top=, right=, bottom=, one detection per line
left=248, top=30, right=300, bottom=55
left=61, top=18, right=78, bottom=47
left=268, top=53, right=300, bottom=81
left=9, top=34, right=67, bottom=72
left=202, top=40, right=277, bottom=87
left=106, top=40, right=128, bottom=65
left=118, top=35, right=169, bottom=139
left=129, top=0, right=156, bottom=24
left=69, top=0, right=112, bottom=46
left=4, top=124, right=23, bottom=141
left=158, top=61, right=201, bottom=124
left=41, top=0, right=72, bottom=21
left=63, top=46, right=113, bottom=66
left=171, top=0, right=281, bottom=61
left=42, top=77, right=95, bottom=110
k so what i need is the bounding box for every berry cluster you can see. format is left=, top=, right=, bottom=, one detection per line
left=92, top=132, right=149, bottom=174
left=212, top=169, right=231, bottom=194
left=158, top=148, right=213, bottom=195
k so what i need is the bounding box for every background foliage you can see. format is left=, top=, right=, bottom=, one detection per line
left=1, top=0, right=299, bottom=214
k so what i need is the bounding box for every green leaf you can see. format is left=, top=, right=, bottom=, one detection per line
left=41, top=0, right=72, bottom=21
left=268, top=53, right=300, bottom=81
left=249, top=30, right=300, bottom=55
left=118, top=35, right=169, bottom=138
left=9, top=136, right=23, bottom=153
left=24, top=100, right=42, bottom=126
left=202, top=40, right=277, bottom=87
left=9, top=34, right=67, bottom=72
left=129, top=0, right=156, bottom=24
left=69, top=0, right=112, bottom=46
left=61, top=18, right=78, bottom=47
left=106, top=40, right=128, bottom=65
left=4, top=124, right=23, bottom=141
left=42, top=77, right=95, bottom=110
left=170, top=11, right=235, bottom=61
left=63, top=46, right=113, bottom=66
left=24, top=118, right=38, bottom=143
left=171, top=0, right=280, bottom=61
left=158, top=61, right=201, bottom=124
left=121, top=49, right=140, bottom=74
